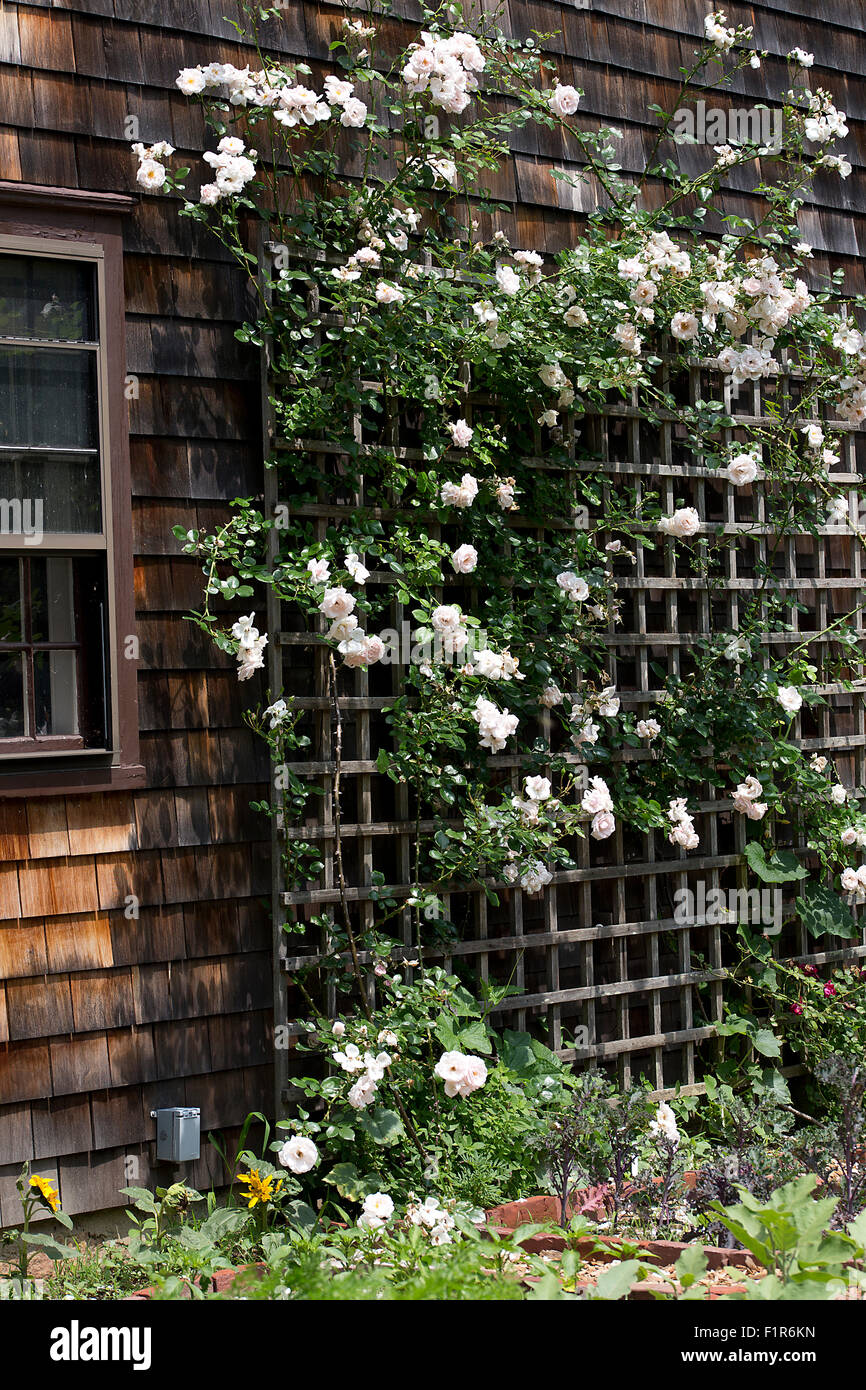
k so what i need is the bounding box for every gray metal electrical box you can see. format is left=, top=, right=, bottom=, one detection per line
left=150, top=1107, right=201, bottom=1162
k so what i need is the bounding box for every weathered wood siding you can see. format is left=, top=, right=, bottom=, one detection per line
left=0, top=0, right=863, bottom=1214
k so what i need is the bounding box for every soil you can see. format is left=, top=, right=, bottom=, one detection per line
left=0, top=1232, right=116, bottom=1283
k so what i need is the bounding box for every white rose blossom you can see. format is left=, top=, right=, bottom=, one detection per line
left=320, top=586, right=356, bottom=621
left=278, top=1135, right=319, bottom=1174
left=519, top=861, right=553, bottom=894
left=636, top=717, right=661, bottom=739
left=547, top=82, right=580, bottom=118
left=659, top=507, right=701, bottom=539
left=440, top=473, right=479, bottom=509
left=448, top=418, right=474, bottom=448
left=524, top=775, right=552, bottom=801
left=451, top=543, right=478, bottom=574
left=344, top=552, right=369, bottom=584
left=360, top=1192, right=394, bottom=1229
left=777, top=685, right=803, bottom=715
left=649, top=1101, right=679, bottom=1146
left=434, top=1050, right=488, bottom=1097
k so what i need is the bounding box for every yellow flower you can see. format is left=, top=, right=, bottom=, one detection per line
left=29, top=1175, right=60, bottom=1213
left=235, top=1168, right=283, bottom=1209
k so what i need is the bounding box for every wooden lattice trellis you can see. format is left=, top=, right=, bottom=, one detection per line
left=262, top=254, right=866, bottom=1112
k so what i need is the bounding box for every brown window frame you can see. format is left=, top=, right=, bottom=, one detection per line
left=0, top=183, right=144, bottom=795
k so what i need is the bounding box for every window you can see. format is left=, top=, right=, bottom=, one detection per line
left=0, top=185, right=142, bottom=791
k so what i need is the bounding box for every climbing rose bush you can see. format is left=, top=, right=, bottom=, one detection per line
left=135, top=2, right=866, bottom=1188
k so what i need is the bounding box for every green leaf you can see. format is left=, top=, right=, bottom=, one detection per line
left=846, top=1210, right=866, bottom=1254
left=674, top=1244, right=708, bottom=1287
left=358, top=1107, right=404, bottom=1145
left=588, top=1259, right=642, bottom=1300
left=456, top=1019, right=492, bottom=1055
left=322, top=1163, right=382, bottom=1201
left=757, top=1068, right=791, bottom=1105
left=118, top=1186, right=158, bottom=1214
left=743, top=842, right=807, bottom=883
left=20, top=1232, right=78, bottom=1261
left=283, top=1199, right=319, bottom=1232
left=797, top=884, right=858, bottom=940
left=499, top=1031, right=536, bottom=1074
left=752, top=1028, right=782, bottom=1059
left=716, top=1014, right=781, bottom=1058
left=434, top=1012, right=460, bottom=1052
left=199, top=1207, right=250, bottom=1240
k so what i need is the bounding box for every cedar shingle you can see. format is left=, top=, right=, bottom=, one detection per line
left=108, top=905, right=186, bottom=967
left=26, top=801, right=70, bottom=860
left=0, top=1040, right=52, bottom=1106
left=49, top=1033, right=112, bottom=1098
left=45, top=914, right=114, bottom=974
left=0, top=866, right=21, bottom=923
left=0, top=1102, right=33, bottom=1165
left=65, top=794, right=137, bottom=856
left=31, top=1094, right=94, bottom=1161
left=6, top=976, right=74, bottom=1041
left=70, top=969, right=136, bottom=1033
left=106, top=1025, right=157, bottom=1088
left=0, top=923, right=48, bottom=980
left=18, top=860, right=99, bottom=919
left=90, top=1086, right=151, bottom=1149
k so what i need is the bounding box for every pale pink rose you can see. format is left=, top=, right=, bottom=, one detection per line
left=307, top=557, right=331, bottom=584
left=451, top=543, right=478, bottom=574
left=777, top=685, right=802, bottom=714
left=448, top=418, right=474, bottom=448
left=375, top=281, right=404, bottom=305
left=524, top=775, right=551, bottom=801
left=548, top=83, right=580, bottom=118
left=591, top=810, right=616, bottom=840
left=581, top=777, right=613, bottom=815
left=320, top=586, right=355, bottom=620
left=724, top=453, right=759, bottom=486
left=431, top=603, right=463, bottom=633
left=659, top=507, right=700, bottom=539
left=670, top=312, right=699, bottom=341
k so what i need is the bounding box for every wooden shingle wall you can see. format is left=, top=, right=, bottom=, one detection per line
left=0, top=0, right=276, bottom=1220
left=0, top=0, right=864, bottom=1214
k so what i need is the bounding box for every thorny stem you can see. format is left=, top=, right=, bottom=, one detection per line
left=328, top=651, right=371, bottom=1021
left=328, top=650, right=429, bottom=1167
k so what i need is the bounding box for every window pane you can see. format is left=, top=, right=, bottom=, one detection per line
left=76, top=555, right=110, bottom=747
left=34, top=649, right=79, bottom=735
left=0, top=653, right=25, bottom=736
left=0, top=558, right=22, bottom=642
left=0, top=346, right=98, bottom=450
left=0, top=255, right=95, bottom=341
left=30, top=557, right=76, bottom=642
left=0, top=452, right=101, bottom=533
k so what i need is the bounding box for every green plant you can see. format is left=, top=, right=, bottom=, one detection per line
left=712, top=1174, right=865, bottom=1298
left=142, top=2, right=866, bottom=1016
left=686, top=1081, right=801, bottom=1244
left=795, top=1054, right=866, bottom=1224
left=740, top=949, right=866, bottom=1072
left=120, top=1183, right=205, bottom=1255
left=125, top=0, right=866, bottom=1251
left=1, top=1164, right=75, bottom=1287
left=281, top=967, right=574, bottom=1210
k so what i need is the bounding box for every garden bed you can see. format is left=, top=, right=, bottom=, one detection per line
left=486, top=1193, right=757, bottom=1298
left=124, top=1263, right=268, bottom=1301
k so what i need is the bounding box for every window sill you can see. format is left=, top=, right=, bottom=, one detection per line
left=0, top=760, right=146, bottom=797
